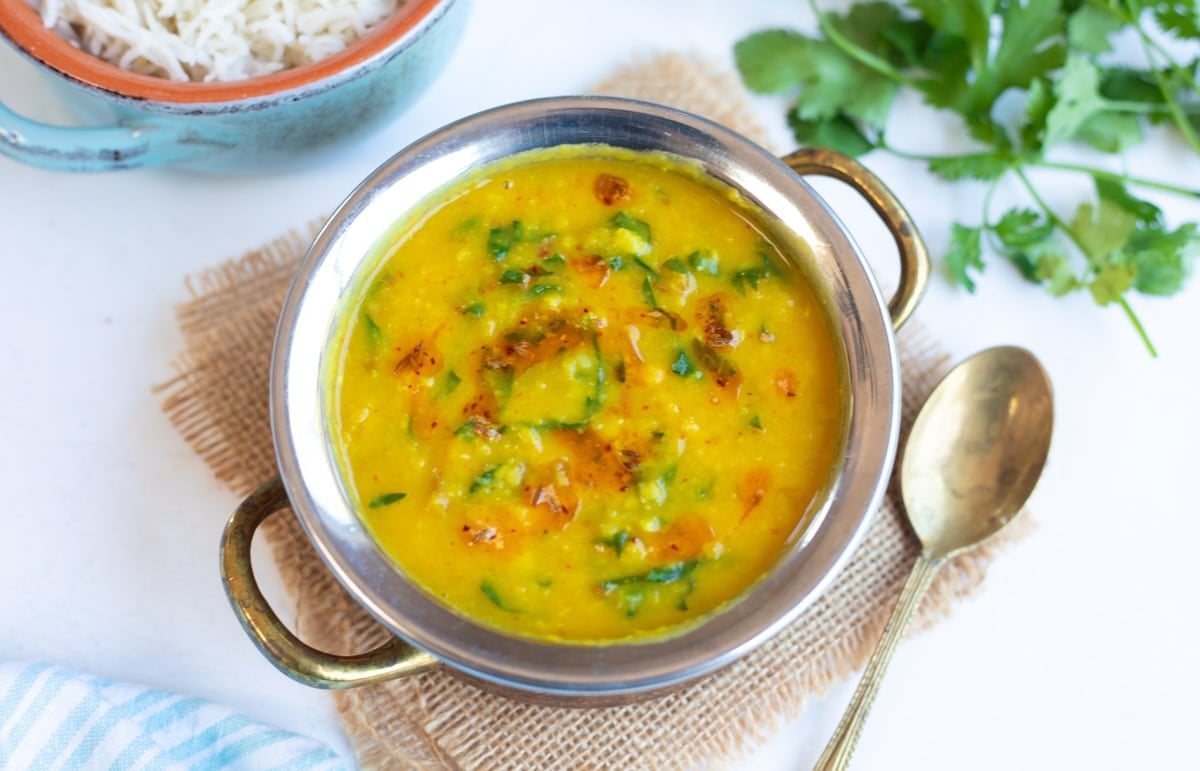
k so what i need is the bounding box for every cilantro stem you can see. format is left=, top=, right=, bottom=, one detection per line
left=1014, top=168, right=1072, bottom=242
left=1118, top=297, right=1158, bottom=357
left=1125, top=0, right=1200, bottom=155
left=1032, top=161, right=1200, bottom=199
left=1103, top=100, right=1180, bottom=116
left=805, top=0, right=918, bottom=90
left=877, top=141, right=1017, bottom=170
left=981, top=174, right=1008, bottom=252
left=879, top=142, right=1200, bottom=199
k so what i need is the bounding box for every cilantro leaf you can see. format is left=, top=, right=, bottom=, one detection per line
left=1020, top=77, right=1056, bottom=151
left=788, top=111, right=877, bottom=157
left=1153, top=1, right=1200, bottom=41
left=362, top=312, right=383, bottom=347
left=488, top=221, right=522, bottom=261
left=976, top=0, right=1068, bottom=111
left=1070, top=198, right=1138, bottom=261
left=736, top=21, right=897, bottom=126
left=1068, top=4, right=1125, bottom=54
left=1094, top=178, right=1164, bottom=225
left=612, top=211, right=652, bottom=243
left=687, top=250, right=719, bottom=275
left=481, top=580, right=520, bottom=612
left=662, top=257, right=690, bottom=273
left=907, top=0, right=990, bottom=54
left=597, top=530, right=631, bottom=557
left=1077, top=112, right=1144, bottom=153
left=600, top=560, right=700, bottom=592
left=1088, top=262, right=1137, bottom=305
left=916, top=0, right=1067, bottom=124
left=993, top=208, right=1055, bottom=250
left=1044, top=55, right=1113, bottom=148
left=1030, top=247, right=1080, bottom=297
left=1099, top=67, right=1171, bottom=111
left=927, top=152, right=1012, bottom=181
left=795, top=39, right=899, bottom=125
left=734, top=29, right=817, bottom=93
left=368, top=492, right=407, bottom=508
left=1125, top=221, right=1199, bottom=296
left=670, top=348, right=698, bottom=378
left=946, top=223, right=985, bottom=291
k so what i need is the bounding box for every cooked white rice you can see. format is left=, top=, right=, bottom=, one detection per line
left=34, top=0, right=400, bottom=82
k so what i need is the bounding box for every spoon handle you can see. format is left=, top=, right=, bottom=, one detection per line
left=813, top=553, right=943, bottom=771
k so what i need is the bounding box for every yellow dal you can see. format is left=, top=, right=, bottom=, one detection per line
left=329, top=150, right=844, bottom=642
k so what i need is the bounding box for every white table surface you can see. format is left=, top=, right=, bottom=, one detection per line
left=2, top=2, right=1198, bottom=769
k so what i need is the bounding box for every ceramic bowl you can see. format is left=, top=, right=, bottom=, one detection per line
left=0, top=0, right=468, bottom=172
left=220, top=96, right=930, bottom=703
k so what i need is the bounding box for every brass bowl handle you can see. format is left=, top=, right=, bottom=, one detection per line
left=782, top=147, right=930, bottom=330
left=220, top=477, right=439, bottom=689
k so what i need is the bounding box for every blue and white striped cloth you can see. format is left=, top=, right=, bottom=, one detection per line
left=0, top=662, right=347, bottom=770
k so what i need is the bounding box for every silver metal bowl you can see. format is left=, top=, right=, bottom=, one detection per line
left=220, top=96, right=929, bottom=703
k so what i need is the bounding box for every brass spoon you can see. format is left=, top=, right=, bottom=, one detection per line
left=814, top=345, right=1054, bottom=771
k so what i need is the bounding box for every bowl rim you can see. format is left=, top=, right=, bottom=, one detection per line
left=0, top=0, right=450, bottom=104
left=271, top=96, right=902, bottom=698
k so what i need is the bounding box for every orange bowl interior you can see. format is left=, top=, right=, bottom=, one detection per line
left=0, top=0, right=446, bottom=103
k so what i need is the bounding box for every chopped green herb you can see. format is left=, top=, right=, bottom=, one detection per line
left=469, top=465, right=499, bottom=494
left=480, top=580, right=519, bottom=612
left=696, top=480, right=714, bottom=500
left=670, top=348, right=698, bottom=378
left=633, top=256, right=660, bottom=277
left=499, top=269, right=527, bottom=284
left=529, top=417, right=590, bottom=431
left=542, top=253, right=567, bottom=272
left=362, top=312, right=383, bottom=346
left=621, top=588, right=646, bottom=618
left=641, top=276, right=658, bottom=309
left=582, top=331, right=607, bottom=421
left=368, top=492, right=407, bottom=508
left=434, top=370, right=461, bottom=400
left=676, top=578, right=697, bottom=611
left=528, top=283, right=563, bottom=295
left=687, top=250, right=720, bottom=275
left=451, top=217, right=480, bottom=237
left=731, top=251, right=783, bottom=294
left=600, top=560, right=701, bottom=592
left=487, top=221, right=523, bottom=261
left=614, top=356, right=627, bottom=383
left=662, top=464, right=679, bottom=485
left=366, top=273, right=391, bottom=298
left=663, top=256, right=690, bottom=273
left=612, top=211, right=653, bottom=243
left=505, top=327, right=546, bottom=344
left=608, top=255, right=626, bottom=271
left=749, top=414, right=764, bottom=431
left=597, top=530, right=632, bottom=557
left=461, top=302, right=485, bottom=318
left=454, top=420, right=476, bottom=439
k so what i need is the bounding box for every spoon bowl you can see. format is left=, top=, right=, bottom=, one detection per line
left=815, top=345, right=1053, bottom=771
left=902, top=345, right=1054, bottom=559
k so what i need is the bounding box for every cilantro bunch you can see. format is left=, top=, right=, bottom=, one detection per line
left=735, top=0, right=1200, bottom=354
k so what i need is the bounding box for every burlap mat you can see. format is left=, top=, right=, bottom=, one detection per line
left=159, top=54, right=1031, bottom=770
